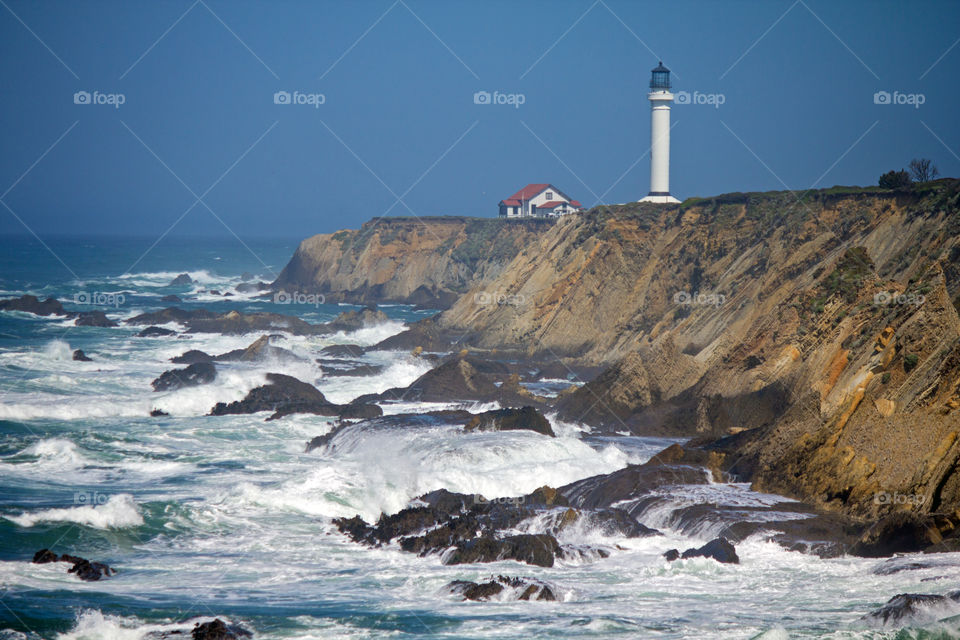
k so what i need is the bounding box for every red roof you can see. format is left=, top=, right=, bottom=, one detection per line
left=500, top=199, right=521, bottom=206
left=536, top=200, right=582, bottom=210
left=507, top=183, right=551, bottom=201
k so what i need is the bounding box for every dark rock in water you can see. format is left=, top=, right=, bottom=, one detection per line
left=32, top=549, right=115, bottom=581
left=663, top=549, right=680, bottom=561
left=152, top=362, right=217, bottom=391
left=214, top=335, right=301, bottom=363
left=318, top=360, right=384, bottom=378
left=850, top=512, right=951, bottom=557
left=0, top=294, right=66, bottom=316
left=68, top=558, right=115, bottom=581
left=75, top=310, right=118, bottom=327
left=444, top=534, right=563, bottom=568
left=873, top=559, right=935, bottom=575
left=235, top=281, right=269, bottom=294
left=446, top=575, right=557, bottom=601
left=137, top=326, right=177, bottom=338
left=72, top=349, right=92, bottom=361
left=670, top=537, right=739, bottom=564
left=338, top=403, right=382, bottom=420
left=222, top=292, right=233, bottom=297
left=371, top=316, right=462, bottom=352
left=127, top=306, right=330, bottom=336
left=328, top=307, right=389, bottom=331
left=150, top=409, right=170, bottom=417
left=160, top=294, right=181, bottom=302
left=573, top=507, right=659, bottom=538
left=320, top=344, right=366, bottom=357
left=862, top=591, right=960, bottom=625
left=171, top=349, right=215, bottom=364
left=32, top=549, right=58, bottom=564
left=359, top=354, right=520, bottom=405
left=191, top=618, right=252, bottom=640
left=170, top=273, right=193, bottom=286
left=560, top=444, right=720, bottom=510
left=208, top=290, right=221, bottom=296
left=210, top=373, right=340, bottom=420
left=333, top=484, right=627, bottom=568
left=465, top=406, right=554, bottom=437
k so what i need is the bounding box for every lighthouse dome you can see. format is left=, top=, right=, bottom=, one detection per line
left=650, top=61, right=671, bottom=90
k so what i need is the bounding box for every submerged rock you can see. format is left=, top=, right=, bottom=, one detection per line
left=169, top=273, right=193, bottom=286
left=72, top=349, right=92, bottom=361
left=171, top=349, right=215, bottom=364
left=333, top=486, right=652, bottom=568
left=862, top=591, right=960, bottom=625
left=337, top=403, right=383, bottom=420
left=160, top=294, right=181, bottom=302
left=210, top=373, right=340, bottom=420
left=190, top=619, right=252, bottom=640
left=214, top=335, right=301, bottom=363
left=319, top=344, right=366, bottom=357
left=328, top=307, right=389, bottom=331
left=150, top=408, right=170, bottom=417
left=357, top=354, right=539, bottom=407
left=0, top=294, right=66, bottom=316
left=32, top=549, right=115, bottom=581
left=665, top=537, right=740, bottom=564
left=75, top=310, right=117, bottom=327
left=137, top=326, right=177, bottom=337
left=444, top=534, right=563, bottom=568
left=446, top=575, right=557, bottom=601
left=152, top=362, right=217, bottom=391
left=464, top=406, right=554, bottom=437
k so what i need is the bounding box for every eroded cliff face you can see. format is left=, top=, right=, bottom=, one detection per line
left=271, top=216, right=552, bottom=307
left=436, top=181, right=960, bottom=519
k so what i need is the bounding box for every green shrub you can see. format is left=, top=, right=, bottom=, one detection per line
left=903, top=353, right=920, bottom=372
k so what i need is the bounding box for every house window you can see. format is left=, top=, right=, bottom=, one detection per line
left=545, top=192, right=553, bottom=199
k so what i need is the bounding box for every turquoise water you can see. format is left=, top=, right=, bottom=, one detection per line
left=1, top=235, right=959, bottom=639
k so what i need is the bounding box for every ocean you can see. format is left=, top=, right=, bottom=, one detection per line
left=1, top=235, right=958, bottom=639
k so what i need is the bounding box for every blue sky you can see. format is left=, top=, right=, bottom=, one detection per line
left=1, top=0, right=958, bottom=239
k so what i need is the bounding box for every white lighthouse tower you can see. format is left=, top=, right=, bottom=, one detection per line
left=640, top=62, right=680, bottom=204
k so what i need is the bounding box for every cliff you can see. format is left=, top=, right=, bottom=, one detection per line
left=434, top=179, right=960, bottom=521
left=271, top=216, right=552, bottom=307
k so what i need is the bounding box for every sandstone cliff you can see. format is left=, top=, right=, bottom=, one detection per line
left=433, top=180, right=960, bottom=522
left=271, top=216, right=552, bottom=307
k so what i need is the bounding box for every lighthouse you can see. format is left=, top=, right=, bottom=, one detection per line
left=639, top=62, right=680, bottom=204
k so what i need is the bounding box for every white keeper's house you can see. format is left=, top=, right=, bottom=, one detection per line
left=498, top=183, right=583, bottom=218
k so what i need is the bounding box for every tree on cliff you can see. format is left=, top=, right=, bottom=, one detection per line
left=909, top=158, right=939, bottom=182
left=878, top=169, right=913, bottom=190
